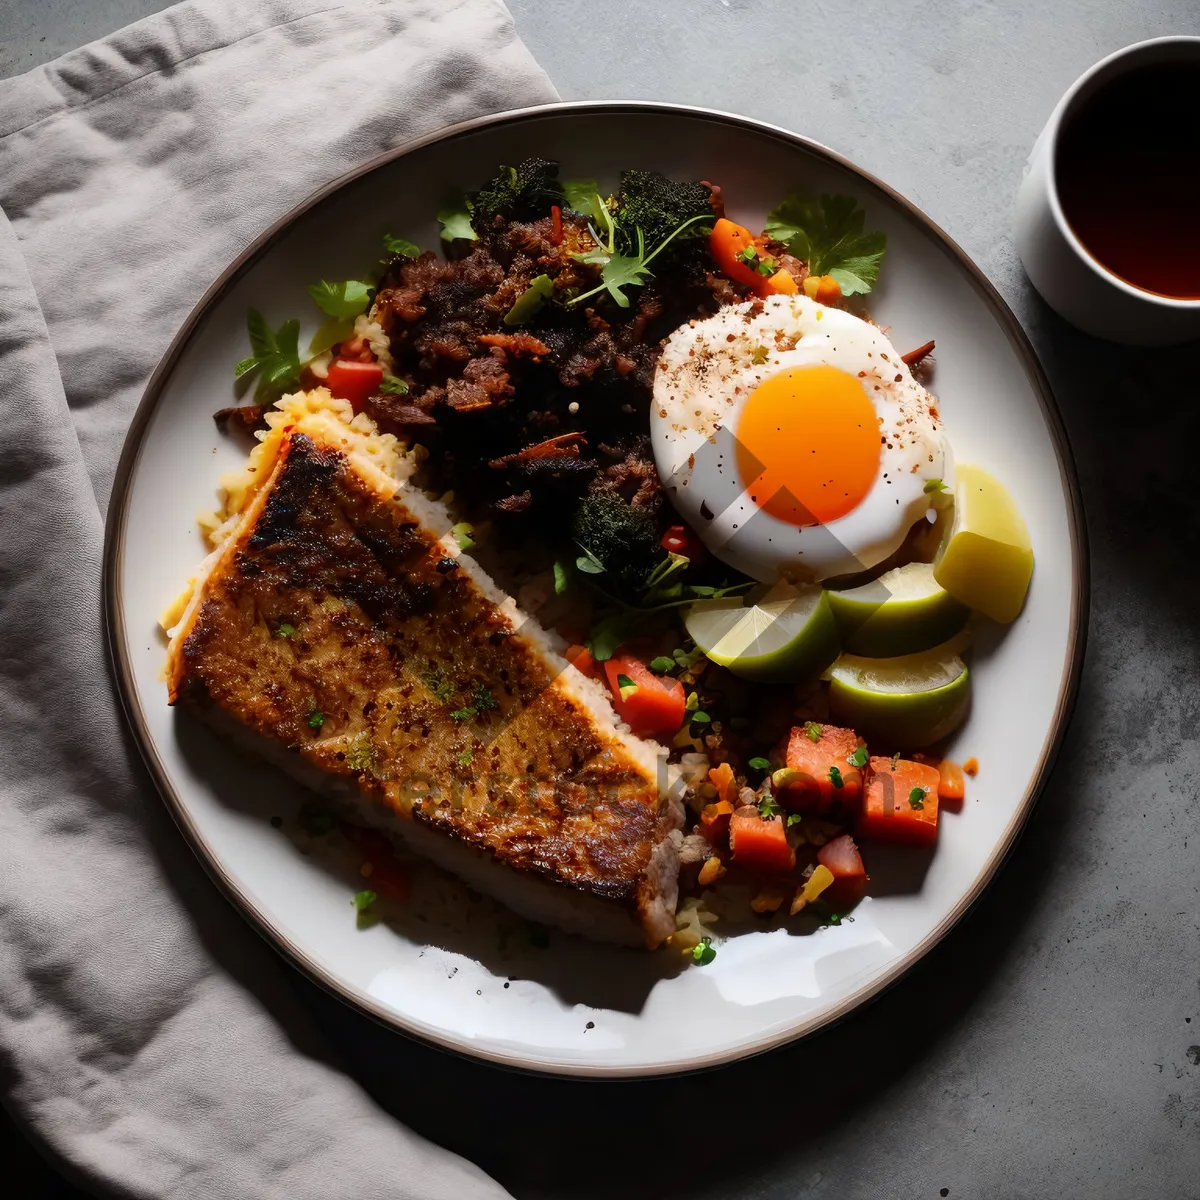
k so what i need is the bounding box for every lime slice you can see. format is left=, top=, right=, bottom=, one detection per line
left=826, top=562, right=969, bottom=656
left=828, top=634, right=971, bottom=748
left=685, top=584, right=840, bottom=682
left=934, top=464, right=1033, bottom=624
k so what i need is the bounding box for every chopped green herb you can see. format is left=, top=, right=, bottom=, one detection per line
left=457, top=748, right=475, bottom=768
left=353, top=889, right=377, bottom=913
left=236, top=309, right=302, bottom=404
left=828, top=912, right=842, bottom=926
left=275, top=623, right=296, bottom=640
left=575, top=548, right=605, bottom=575
left=787, top=814, right=804, bottom=827
left=758, top=794, right=781, bottom=819
left=891, top=751, right=901, bottom=771
left=451, top=522, right=476, bottom=552
left=692, top=936, right=716, bottom=965
left=829, top=766, right=845, bottom=789
left=503, top=273, right=555, bottom=326
left=379, top=374, right=409, bottom=395
left=751, top=345, right=770, bottom=366
left=553, top=560, right=570, bottom=595
left=307, top=279, right=372, bottom=320
left=748, top=756, right=772, bottom=772
left=383, top=233, right=420, bottom=258
left=691, top=711, right=711, bottom=725
left=673, top=645, right=705, bottom=671
left=764, top=193, right=887, bottom=296
left=472, top=684, right=496, bottom=712
left=422, top=671, right=453, bottom=704
left=648, top=656, right=675, bottom=674
left=437, top=199, right=477, bottom=242
left=307, top=315, right=356, bottom=356
left=847, top=745, right=869, bottom=769
left=562, top=178, right=600, bottom=217
left=923, top=478, right=946, bottom=494
left=450, top=707, right=476, bottom=722
left=684, top=691, right=699, bottom=713
left=735, top=245, right=759, bottom=267
left=307, top=710, right=325, bottom=730
left=755, top=256, right=777, bottom=277
left=587, top=613, right=629, bottom=662
left=804, top=721, right=823, bottom=743
left=909, top=786, right=927, bottom=810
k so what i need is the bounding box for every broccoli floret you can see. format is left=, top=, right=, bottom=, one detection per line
left=572, top=493, right=665, bottom=595
left=472, top=157, right=564, bottom=229
left=613, top=170, right=714, bottom=257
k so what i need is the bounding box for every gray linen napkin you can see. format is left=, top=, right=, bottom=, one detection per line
left=0, top=1, right=557, bottom=1195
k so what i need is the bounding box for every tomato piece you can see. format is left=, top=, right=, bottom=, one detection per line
left=781, top=723, right=865, bottom=815
left=937, top=758, right=966, bottom=812
left=729, top=807, right=796, bottom=872
left=817, top=833, right=869, bottom=910
left=602, top=654, right=686, bottom=740
left=859, top=757, right=941, bottom=845
left=326, top=358, right=383, bottom=413
left=565, top=643, right=600, bottom=680
left=660, top=523, right=706, bottom=564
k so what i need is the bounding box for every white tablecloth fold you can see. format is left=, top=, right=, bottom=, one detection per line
left=0, top=2, right=557, bottom=1195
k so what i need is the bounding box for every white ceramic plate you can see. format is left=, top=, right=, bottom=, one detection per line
left=105, top=103, right=1087, bottom=1077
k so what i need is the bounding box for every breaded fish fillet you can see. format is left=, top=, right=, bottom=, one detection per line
left=165, top=392, right=682, bottom=948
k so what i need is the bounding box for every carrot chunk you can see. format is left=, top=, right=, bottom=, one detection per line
left=859, top=757, right=941, bottom=846
left=937, top=758, right=966, bottom=812
left=817, top=833, right=869, bottom=910
left=781, top=723, right=865, bottom=815
left=730, top=807, right=796, bottom=873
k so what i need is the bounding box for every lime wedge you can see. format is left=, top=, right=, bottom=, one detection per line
left=934, top=464, right=1033, bottom=624
left=828, top=633, right=971, bottom=748
left=685, top=584, right=840, bottom=682
left=826, top=561, right=969, bottom=656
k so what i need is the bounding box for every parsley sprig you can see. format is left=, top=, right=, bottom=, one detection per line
left=764, top=193, right=887, bottom=296
left=235, top=310, right=302, bottom=404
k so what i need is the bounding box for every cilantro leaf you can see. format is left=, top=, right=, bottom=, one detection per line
left=847, top=745, right=869, bottom=769
left=748, top=756, right=771, bottom=771
left=758, top=794, right=781, bottom=818
left=575, top=546, right=605, bottom=575
left=383, top=233, right=420, bottom=257
left=438, top=199, right=477, bottom=242
left=353, top=889, right=377, bottom=912
left=380, top=374, right=409, bottom=395
left=597, top=251, right=652, bottom=308
left=648, top=656, right=675, bottom=674
left=553, top=560, right=570, bottom=595
left=503, top=274, right=554, bottom=326
left=587, top=613, right=630, bottom=662
left=563, top=178, right=600, bottom=217
left=308, top=315, right=356, bottom=356
left=764, top=193, right=887, bottom=296
left=307, top=279, right=373, bottom=319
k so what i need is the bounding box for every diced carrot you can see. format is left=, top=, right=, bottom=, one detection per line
left=781, top=723, right=865, bottom=815
left=963, top=757, right=979, bottom=777
left=730, top=807, right=796, bottom=873
left=802, top=274, right=843, bottom=304
left=859, top=757, right=941, bottom=846
left=700, top=799, right=734, bottom=841
left=708, top=761, right=738, bottom=807
left=764, top=267, right=799, bottom=295
left=817, top=833, right=869, bottom=910
left=603, top=654, right=686, bottom=741
left=565, top=643, right=599, bottom=680
left=937, top=758, right=966, bottom=812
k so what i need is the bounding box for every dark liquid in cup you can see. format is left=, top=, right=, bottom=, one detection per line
left=1055, top=62, right=1200, bottom=299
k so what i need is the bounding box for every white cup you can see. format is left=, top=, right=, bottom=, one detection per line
left=1015, top=36, right=1200, bottom=346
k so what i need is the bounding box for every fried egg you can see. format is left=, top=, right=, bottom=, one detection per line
left=651, top=294, right=951, bottom=582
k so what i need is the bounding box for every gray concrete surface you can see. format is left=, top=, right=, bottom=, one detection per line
left=3, top=2, right=1200, bottom=1198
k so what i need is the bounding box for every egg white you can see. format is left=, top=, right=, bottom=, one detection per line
left=651, top=294, right=951, bottom=582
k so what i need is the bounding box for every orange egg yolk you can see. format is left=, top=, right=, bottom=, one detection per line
left=735, top=365, right=880, bottom=525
